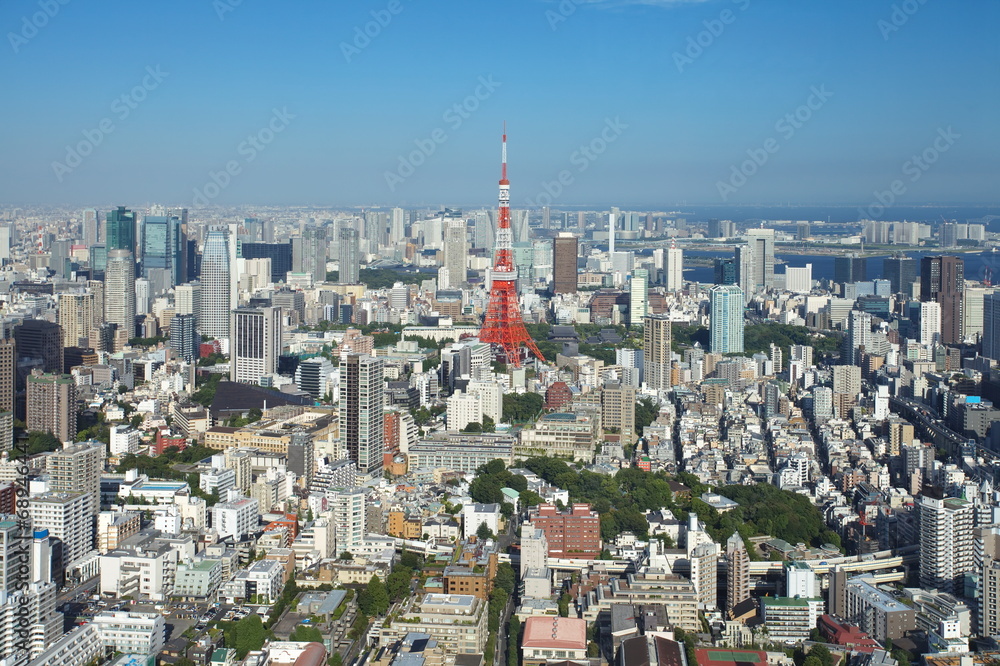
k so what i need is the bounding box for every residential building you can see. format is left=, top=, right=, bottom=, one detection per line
left=710, top=284, right=745, bottom=354
left=920, top=255, right=965, bottom=345
left=339, top=354, right=384, bottom=477
left=843, top=577, right=915, bottom=642
left=26, top=371, right=78, bottom=442
left=105, top=249, right=136, bottom=337
left=643, top=314, right=672, bottom=392
left=919, top=495, right=973, bottom=595
left=528, top=504, right=601, bottom=559
left=211, top=497, right=260, bottom=540
left=553, top=232, right=578, bottom=294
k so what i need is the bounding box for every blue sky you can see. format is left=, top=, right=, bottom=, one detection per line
left=1, top=0, right=997, bottom=208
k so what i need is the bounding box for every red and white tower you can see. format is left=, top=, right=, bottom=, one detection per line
left=480, top=127, right=544, bottom=368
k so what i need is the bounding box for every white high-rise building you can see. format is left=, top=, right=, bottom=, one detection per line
left=134, top=277, right=151, bottom=316
left=105, top=249, right=136, bottom=336
left=744, top=228, right=776, bottom=291
left=201, top=227, right=232, bottom=341
left=211, top=497, right=260, bottom=540
left=919, top=496, right=973, bottom=595
left=785, top=264, right=813, bottom=293
left=665, top=245, right=683, bottom=291
left=28, top=492, right=92, bottom=570
left=443, top=217, right=467, bottom=288
left=174, top=282, right=201, bottom=323
left=447, top=391, right=481, bottom=431
left=629, top=268, right=649, bottom=325
left=328, top=487, right=366, bottom=555
left=390, top=207, right=406, bottom=245
left=467, top=380, right=502, bottom=426
left=230, top=307, right=282, bottom=383
left=920, top=301, right=942, bottom=346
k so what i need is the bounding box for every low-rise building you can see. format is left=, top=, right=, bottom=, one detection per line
left=521, top=616, right=587, bottom=666
left=174, top=559, right=224, bottom=599
left=382, top=594, right=488, bottom=655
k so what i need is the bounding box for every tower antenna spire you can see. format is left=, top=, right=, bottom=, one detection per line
left=479, top=125, right=544, bottom=368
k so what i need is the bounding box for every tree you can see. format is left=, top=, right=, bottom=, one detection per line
left=386, top=567, right=411, bottom=602
left=482, top=415, right=496, bottom=433
left=462, top=422, right=483, bottom=433
left=226, top=614, right=268, bottom=658
left=802, top=658, right=822, bottom=666
left=339, top=551, right=354, bottom=561
left=328, top=654, right=343, bottom=666
left=808, top=644, right=834, bottom=666
left=558, top=593, right=572, bottom=617
left=494, top=563, right=515, bottom=595
left=500, top=502, right=514, bottom=519
left=348, top=612, right=369, bottom=640
left=519, top=489, right=543, bottom=509
left=358, top=575, right=389, bottom=617
left=476, top=522, right=495, bottom=540
left=289, top=624, right=323, bottom=642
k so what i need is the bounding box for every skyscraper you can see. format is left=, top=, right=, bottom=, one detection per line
left=47, top=441, right=103, bottom=517
left=442, top=217, right=467, bottom=287
left=665, top=244, right=683, bottom=291
left=170, top=313, right=199, bottom=363
left=292, top=227, right=327, bottom=282
left=629, top=269, right=649, bottom=326
left=82, top=208, right=99, bottom=247
left=834, top=254, right=867, bottom=285
left=883, top=255, right=916, bottom=295
left=984, top=292, right=1000, bottom=360
left=174, top=282, right=202, bottom=329
left=106, top=206, right=136, bottom=255
left=339, top=354, right=384, bottom=477
left=200, top=227, right=232, bottom=340
left=710, top=285, right=745, bottom=354
left=643, top=314, right=672, bottom=392
left=140, top=215, right=182, bottom=289
left=339, top=227, right=360, bottom=284
left=58, top=293, right=95, bottom=349
left=241, top=242, right=292, bottom=283
left=14, top=320, right=64, bottom=392
left=920, top=255, right=964, bottom=344
left=726, top=533, right=750, bottom=615
left=714, top=258, right=737, bottom=286
left=919, top=495, right=973, bottom=595
left=390, top=207, right=406, bottom=245
left=230, top=307, right=282, bottom=383
left=552, top=233, right=578, bottom=295
left=26, top=371, right=77, bottom=442
left=920, top=301, right=942, bottom=346
left=105, top=250, right=136, bottom=338
left=744, top=228, right=775, bottom=291
left=0, top=338, right=14, bottom=415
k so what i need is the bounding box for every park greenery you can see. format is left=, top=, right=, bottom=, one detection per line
left=115, top=445, right=221, bottom=506
left=11, top=431, right=62, bottom=458
left=501, top=392, right=544, bottom=423
left=672, top=322, right=841, bottom=361
left=325, top=268, right=428, bottom=289
left=192, top=372, right=224, bottom=406
left=470, top=459, right=841, bottom=551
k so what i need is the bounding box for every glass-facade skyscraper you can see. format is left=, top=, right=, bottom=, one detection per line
left=710, top=284, right=745, bottom=354
left=106, top=206, right=137, bottom=254
left=200, top=226, right=232, bottom=340
left=141, top=215, right=182, bottom=288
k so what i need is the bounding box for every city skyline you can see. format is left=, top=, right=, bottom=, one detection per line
left=1, top=1, right=997, bottom=207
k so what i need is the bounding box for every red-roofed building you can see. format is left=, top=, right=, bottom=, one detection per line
left=818, top=615, right=882, bottom=653
left=264, top=513, right=299, bottom=543
left=521, top=616, right=587, bottom=666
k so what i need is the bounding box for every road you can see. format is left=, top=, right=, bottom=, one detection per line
left=57, top=575, right=99, bottom=605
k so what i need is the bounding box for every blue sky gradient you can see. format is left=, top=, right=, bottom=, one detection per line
left=2, top=0, right=997, bottom=208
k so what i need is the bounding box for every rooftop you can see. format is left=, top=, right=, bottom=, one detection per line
left=521, top=616, right=586, bottom=650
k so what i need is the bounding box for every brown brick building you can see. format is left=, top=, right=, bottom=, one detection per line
left=529, top=503, right=601, bottom=559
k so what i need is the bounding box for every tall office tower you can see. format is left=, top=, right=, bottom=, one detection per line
left=541, top=206, right=551, bottom=230
left=726, top=533, right=750, bottom=615
left=577, top=211, right=586, bottom=231
left=964, top=286, right=991, bottom=342
left=230, top=307, right=282, bottom=383
left=170, top=314, right=199, bottom=363
left=552, top=233, right=578, bottom=295
left=665, top=243, right=683, bottom=291
left=714, top=258, right=737, bottom=285
left=0, top=226, right=10, bottom=263
left=0, top=339, right=13, bottom=415
left=473, top=210, right=494, bottom=251
left=479, top=130, right=545, bottom=367
left=89, top=243, right=107, bottom=280
left=364, top=210, right=388, bottom=247
left=734, top=244, right=755, bottom=298
left=295, top=357, right=334, bottom=401
left=292, top=227, right=327, bottom=282
left=940, top=221, right=958, bottom=248
left=338, top=227, right=360, bottom=284
left=58, top=293, right=95, bottom=348
left=443, top=217, right=468, bottom=287
left=921, top=255, right=965, bottom=344
left=883, top=255, right=916, bottom=294
left=607, top=212, right=616, bottom=255
left=984, top=293, right=1000, bottom=360
left=784, top=264, right=813, bottom=293
left=140, top=215, right=182, bottom=290
left=339, top=354, right=384, bottom=478
left=105, top=250, right=136, bottom=338
left=200, top=227, right=232, bottom=340
left=390, top=207, right=406, bottom=245
left=48, top=441, right=102, bottom=518
left=106, top=206, right=136, bottom=254
left=834, top=253, right=867, bottom=285
left=643, top=314, right=672, bottom=392
left=26, top=371, right=77, bottom=442
left=919, top=495, right=973, bottom=595
left=174, top=282, right=202, bottom=328
left=709, top=285, right=745, bottom=354
left=241, top=242, right=293, bottom=284
left=82, top=208, right=99, bottom=246
left=14, top=320, right=64, bottom=392
left=744, top=228, right=775, bottom=290
left=511, top=209, right=529, bottom=243
left=629, top=269, right=649, bottom=325
left=601, top=383, right=636, bottom=444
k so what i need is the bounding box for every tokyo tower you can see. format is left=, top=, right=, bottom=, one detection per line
left=479, top=127, right=544, bottom=368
